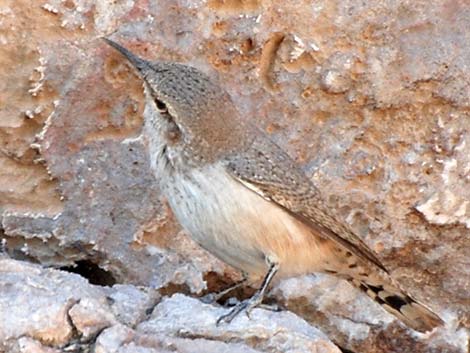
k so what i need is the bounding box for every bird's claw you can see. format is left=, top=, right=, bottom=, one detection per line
left=216, top=293, right=263, bottom=325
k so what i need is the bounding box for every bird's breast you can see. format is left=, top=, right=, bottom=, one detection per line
left=160, top=163, right=337, bottom=279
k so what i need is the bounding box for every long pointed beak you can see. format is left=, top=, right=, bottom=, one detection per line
left=102, top=38, right=150, bottom=73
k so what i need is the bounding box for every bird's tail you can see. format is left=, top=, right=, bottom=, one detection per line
left=349, top=271, right=443, bottom=332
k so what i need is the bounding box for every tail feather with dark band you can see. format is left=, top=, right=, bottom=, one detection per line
left=350, top=276, right=443, bottom=332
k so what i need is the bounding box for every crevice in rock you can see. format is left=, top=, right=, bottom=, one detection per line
left=0, top=234, right=41, bottom=264
left=0, top=226, right=6, bottom=254
left=338, top=346, right=356, bottom=353
left=158, top=282, right=191, bottom=297
left=58, top=300, right=91, bottom=353
left=60, top=341, right=92, bottom=353
left=0, top=234, right=97, bottom=270
left=60, top=260, right=117, bottom=287
left=201, top=271, right=256, bottom=303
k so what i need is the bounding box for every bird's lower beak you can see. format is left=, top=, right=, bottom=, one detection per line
left=102, top=38, right=150, bottom=74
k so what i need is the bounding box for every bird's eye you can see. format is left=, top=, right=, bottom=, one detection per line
left=155, top=99, right=167, bottom=112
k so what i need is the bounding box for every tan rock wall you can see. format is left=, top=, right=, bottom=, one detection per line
left=1, top=1, right=469, bottom=352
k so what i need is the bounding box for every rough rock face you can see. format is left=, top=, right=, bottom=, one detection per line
left=0, top=258, right=340, bottom=353
left=0, top=1, right=469, bottom=352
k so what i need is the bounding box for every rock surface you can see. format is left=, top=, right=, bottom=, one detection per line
left=0, top=258, right=340, bottom=353
left=1, top=0, right=469, bottom=352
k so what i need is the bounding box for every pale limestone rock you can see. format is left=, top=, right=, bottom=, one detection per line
left=96, top=325, right=263, bottom=353
left=95, top=324, right=135, bottom=353
left=0, top=0, right=469, bottom=352
left=0, top=259, right=158, bottom=352
left=16, top=337, right=62, bottom=353
left=319, top=52, right=356, bottom=94
left=137, top=294, right=342, bottom=353
left=0, top=259, right=77, bottom=346
left=103, top=284, right=160, bottom=327
left=68, top=297, right=117, bottom=340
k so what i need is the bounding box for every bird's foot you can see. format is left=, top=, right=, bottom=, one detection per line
left=216, top=261, right=279, bottom=325
left=216, top=291, right=264, bottom=325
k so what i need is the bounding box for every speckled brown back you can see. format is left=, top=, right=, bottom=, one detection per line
left=224, top=132, right=386, bottom=271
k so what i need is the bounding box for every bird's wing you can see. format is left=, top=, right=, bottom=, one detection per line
left=224, top=135, right=387, bottom=272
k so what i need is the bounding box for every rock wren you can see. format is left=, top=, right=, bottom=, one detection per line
left=104, top=38, right=443, bottom=332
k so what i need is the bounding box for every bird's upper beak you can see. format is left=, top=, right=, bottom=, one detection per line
left=102, top=38, right=150, bottom=74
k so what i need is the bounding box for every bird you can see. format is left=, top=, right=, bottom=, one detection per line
left=103, top=38, right=443, bottom=332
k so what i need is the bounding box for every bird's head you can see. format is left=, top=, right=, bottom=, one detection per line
left=104, top=38, right=251, bottom=166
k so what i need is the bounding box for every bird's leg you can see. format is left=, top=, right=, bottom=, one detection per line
left=216, top=260, right=279, bottom=325
left=200, top=274, right=248, bottom=304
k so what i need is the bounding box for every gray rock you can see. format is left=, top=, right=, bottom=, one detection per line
left=136, top=294, right=341, bottom=353
left=104, top=284, right=160, bottom=327
left=0, top=259, right=158, bottom=352
left=0, top=0, right=469, bottom=352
